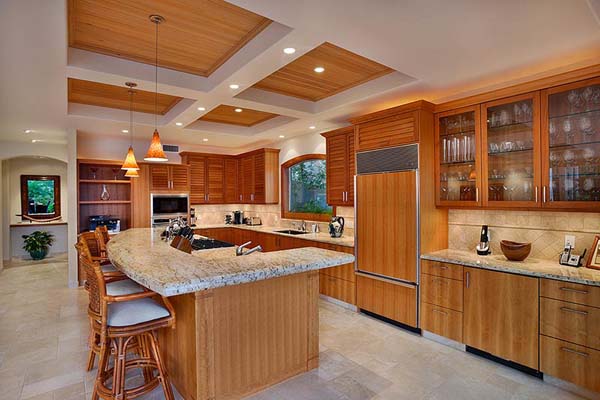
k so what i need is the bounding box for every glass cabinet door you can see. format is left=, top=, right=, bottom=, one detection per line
left=542, top=77, right=600, bottom=209
left=436, top=106, right=481, bottom=206
left=481, top=92, right=541, bottom=207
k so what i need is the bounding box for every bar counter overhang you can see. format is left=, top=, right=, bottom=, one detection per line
left=107, top=228, right=355, bottom=399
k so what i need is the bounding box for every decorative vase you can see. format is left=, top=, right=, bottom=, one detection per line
left=30, top=248, right=48, bottom=260
left=100, top=184, right=110, bottom=201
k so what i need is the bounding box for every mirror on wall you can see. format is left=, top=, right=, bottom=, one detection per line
left=20, top=175, right=61, bottom=221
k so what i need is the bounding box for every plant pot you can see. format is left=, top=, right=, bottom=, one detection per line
left=29, top=248, right=49, bottom=260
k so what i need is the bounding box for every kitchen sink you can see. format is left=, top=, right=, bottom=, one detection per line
left=274, top=229, right=310, bottom=235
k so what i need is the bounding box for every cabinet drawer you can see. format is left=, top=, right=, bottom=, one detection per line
left=540, top=335, right=600, bottom=393
left=421, top=303, right=463, bottom=343
left=421, top=260, right=463, bottom=281
left=541, top=297, right=600, bottom=350
left=421, top=274, right=463, bottom=312
left=319, top=274, right=356, bottom=305
left=356, top=275, right=417, bottom=327
left=541, top=279, right=600, bottom=308
left=321, top=263, right=355, bottom=283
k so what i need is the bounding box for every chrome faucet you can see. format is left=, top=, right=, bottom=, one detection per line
left=300, top=220, right=306, bottom=232
left=236, top=241, right=263, bottom=256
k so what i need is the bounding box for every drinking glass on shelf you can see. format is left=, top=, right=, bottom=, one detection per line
left=583, top=148, right=595, bottom=173
left=549, top=152, right=560, bottom=168
left=582, top=87, right=593, bottom=110
left=90, top=167, right=98, bottom=180
left=563, top=150, right=576, bottom=166
left=567, top=90, right=583, bottom=112
left=563, top=118, right=574, bottom=144
left=578, top=116, right=593, bottom=142
left=514, top=103, right=523, bottom=123
left=591, top=87, right=600, bottom=107
left=499, top=109, right=511, bottom=126
left=522, top=102, right=533, bottom=122
left=112, top=168, right=120, bottom=180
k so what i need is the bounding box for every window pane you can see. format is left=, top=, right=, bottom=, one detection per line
left=288, top=159, right=332, bottom=215
left=27, top=180, right=55, bottom=215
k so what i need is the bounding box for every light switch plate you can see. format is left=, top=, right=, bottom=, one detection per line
left=565, top=235, right=576, bottom=249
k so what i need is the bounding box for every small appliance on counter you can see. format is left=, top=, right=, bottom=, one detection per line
left=559, top=245, right=587, bottom=268
left=89, top=215, right=120, bottom=234
left=329, top=216, right=345, bottom=238
left=476, top=225, right=491, bottom=255
left=189, top=208, right=197, bottom=227
left=232, top=210, right=244, bottom=225
left=224, top=214, right=233, bottom=224
left=246, top=216, right=262, bottom=226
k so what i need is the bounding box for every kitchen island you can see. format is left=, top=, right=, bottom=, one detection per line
left=107, top=228, right=355, bottom=400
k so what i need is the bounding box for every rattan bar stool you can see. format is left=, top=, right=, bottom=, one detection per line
left=95, top=226, right=111, bottom=259
left=79, top=231, right=125, bottom=279
left=81, top=255, right=176, bottom=400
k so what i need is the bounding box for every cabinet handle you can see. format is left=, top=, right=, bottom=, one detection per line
left=560, top=307, right=588, bottom=316
left=465, top=271, right=470, bottom=288
left=475, top=187, right=479, bottom=203
left=535, top=186, right=538, bottom=203
left=432, top=308, right=448, bottom=315
left=207, top=193, right=210, bottom=201
left=560, top=287, right=588, bottom=295
left=543, top=186, right=547, bottom=203
left=432, top=264, right=448, bottom=270
left=561, top=347, right=589, bottom=358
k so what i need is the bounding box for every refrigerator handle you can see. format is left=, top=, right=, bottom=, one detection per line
left=466, top=271, right=470, bottom=288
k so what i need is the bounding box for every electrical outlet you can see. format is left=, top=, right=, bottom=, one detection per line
left=565, top=235, right=576, bottom=249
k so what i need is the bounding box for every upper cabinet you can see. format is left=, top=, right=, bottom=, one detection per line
left=353, top=109, right=419, bottom=152
left=434, top=69, right=600, bottom=212
left=541, top=77, right=600, bottom=210
left=238, top=148, right=280, bottom=204
left=322, top=126, right=355, bottom=206
left=481, top=92, right=541, bottom=208
left=435, top=106, right=482, bottom=207
left=149, top=164, right=190, bottom=192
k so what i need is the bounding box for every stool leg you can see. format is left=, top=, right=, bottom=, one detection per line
left=112, top=337, right=127, bottom=400
left=148, top=332, right=174, bottom=400
left=86, top=319, right=97, bottom=371
left=92, top=337, right=110, bottom=400
left=138, top=334, right=154, bottom=383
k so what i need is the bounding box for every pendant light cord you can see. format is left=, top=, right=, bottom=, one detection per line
left=129, top=88, right=134, bottom=146
left=154, top=19, right=158, bottom=129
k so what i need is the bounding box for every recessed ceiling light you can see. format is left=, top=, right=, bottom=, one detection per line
left=121, top=129, right=129, bottom=133
left=175, top=122, right=183, bottom=126
left=203, top=138, right=209, bottom=142
left=234, top=108, right=243, bottom=113
left=309, top=125, right=316, bottom=130
left=31, top=139, right=38, bottom=143
left=24, top=129, right=33, bottom=134
left=229, top=84, right=240, bottom=89
left=314, top=67, right=325, bottom=73
left=283, top=47, right=296, bottom=54
left=197, top=107, right=206, bottom=111
left=279, top=135, right=285, bottom=138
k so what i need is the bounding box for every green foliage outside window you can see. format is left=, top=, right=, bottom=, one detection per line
left=289, top=159, right=332, bottom=215
left=27, top=180, right=55, bottom=214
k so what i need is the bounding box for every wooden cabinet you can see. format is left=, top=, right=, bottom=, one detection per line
left=321, top=126, right=354, bottom=206
left=540, top=297, right=600, bottom=350
left=540, top=279, right=600, bottom=308
left=463, top=267, right=539, bottom=369
left=185, top=156, right=207, bottom=204
left=434, top=68, right=600, bottom=211
left=238, top=149, right=279, bottom=204
left=421, top=274, right=463, bottom=312
left=181, top=153, right=238, bottom=204
left=353, top=110, right=419, bottom=151
left=149, top=164, right=190, bottom=192
left=320, top=274, right=356, bottom=305
left=224, top=158, right=239, bottom=203
left=420, top=302, right=463, bottom=343
left=356, top=274, right=417, bottom=327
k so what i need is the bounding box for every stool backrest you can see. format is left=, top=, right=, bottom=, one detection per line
left=79, top=231, right=102, bottom=259
left=95, top=226, right=110, bottom=257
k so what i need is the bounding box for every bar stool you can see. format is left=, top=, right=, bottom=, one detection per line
left=76, top=237, right=145, bottom=371
left=81, top=255, right=176, bottom=400
left=95, top=226, right=111, bottom=259
left=79, top=231, right=124, bottom=279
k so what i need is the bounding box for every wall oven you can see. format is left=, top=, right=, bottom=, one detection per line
left=151, top=193, right=189, bottom=227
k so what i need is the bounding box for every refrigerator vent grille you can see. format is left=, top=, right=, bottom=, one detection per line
left=356, top=144, right=419, bottom=174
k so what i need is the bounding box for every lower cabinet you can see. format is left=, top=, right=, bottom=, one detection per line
left=320, top=274, right=356, bottom=305
left=356, top=275, right=417, bottom=327
left=463, top=267, right=539, bottom=370
left=420, top=302, right=463, bottom=343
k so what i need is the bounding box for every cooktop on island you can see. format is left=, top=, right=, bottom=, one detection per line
left=191, top=238, right=235, bottom=251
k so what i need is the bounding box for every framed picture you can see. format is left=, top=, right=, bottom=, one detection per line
left=587, top=235, right=600, bottom=271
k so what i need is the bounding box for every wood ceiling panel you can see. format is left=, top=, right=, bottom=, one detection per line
left=68, top=0, right=271, bottom=77
left=68, top=78, right=182, bottom=115
left=251, top=42, right=394, bottom=102
left=199, top=105, right=279, bottom=127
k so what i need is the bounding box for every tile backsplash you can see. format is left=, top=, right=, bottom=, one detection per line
left=449, top=209, right=600, bottom=261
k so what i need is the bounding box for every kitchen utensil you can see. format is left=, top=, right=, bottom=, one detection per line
left=232, top=210, right=243, bottom=225
left=328, top=216, right=345, bottom=238
left=500, top=240, right=531, bottom=261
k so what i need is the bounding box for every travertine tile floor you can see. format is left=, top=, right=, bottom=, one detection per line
left=0, top=260, right=597, bottom=400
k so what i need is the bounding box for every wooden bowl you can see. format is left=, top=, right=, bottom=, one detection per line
left=500, top=240, right=531, bottom=261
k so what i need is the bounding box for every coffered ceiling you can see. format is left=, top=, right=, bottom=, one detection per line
left=198, top=105, right=279, bottom=127
left=68, top=78, right=183, bottom=115
left=251, top=42, right=394, bottom=101
left=68, top=0, right=271, bottom=76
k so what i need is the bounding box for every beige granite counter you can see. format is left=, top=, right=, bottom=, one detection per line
left=421, top=249, right=600, bottom=287
left=107, top=228, right=355, bottom=296
left=198, top=223, right=354, bottom=248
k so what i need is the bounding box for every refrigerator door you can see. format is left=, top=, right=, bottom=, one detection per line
left=355, top=170, right=418, bottom=283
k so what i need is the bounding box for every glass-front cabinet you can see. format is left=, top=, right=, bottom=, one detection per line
left=481, top=92, right=541, bottom=208
left=435, top=106, right=482, bottom=206
left=542, top=77, right=600, bottom=210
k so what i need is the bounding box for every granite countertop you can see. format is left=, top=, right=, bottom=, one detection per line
left=107, top=228, right=355, bottom=296
left=198, top=223, right=354, bottom=248
left=421, top=249, right=600, bottom=287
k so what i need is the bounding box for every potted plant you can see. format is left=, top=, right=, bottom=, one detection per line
left=22, top=231, right=55, bottom=260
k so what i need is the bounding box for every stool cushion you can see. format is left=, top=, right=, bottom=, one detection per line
left=106, top=279, right=144, bottom=296
left=101, top=263, right=118, bottom=273
left=108, top=298, right=170, bottom=327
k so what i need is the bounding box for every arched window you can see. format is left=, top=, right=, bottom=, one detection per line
left=281, top=154, right=334, bottom=222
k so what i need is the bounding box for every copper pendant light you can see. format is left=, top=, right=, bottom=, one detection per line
left=121, top=82, right=140, bottom=173
left=124, top=169, right=139, bottom=178
left=144, top=14, right=168, bottom=162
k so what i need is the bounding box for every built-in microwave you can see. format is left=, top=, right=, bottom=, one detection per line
left=151, top=194, right=189, bottom=225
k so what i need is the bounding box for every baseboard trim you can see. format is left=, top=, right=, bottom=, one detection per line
left=319, top=294, right=358, bottom=311
left=466, top=346, right=542, bottom=378
left=359, top=309, right=421, bottom=334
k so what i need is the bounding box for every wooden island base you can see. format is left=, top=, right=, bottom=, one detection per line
left=159, top=271, right=320, bottom=400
